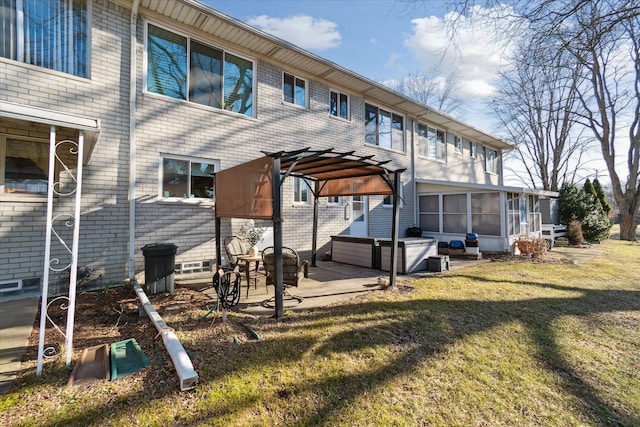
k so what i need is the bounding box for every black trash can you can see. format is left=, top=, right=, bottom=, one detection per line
left=141, top=243, right=178, bottom=295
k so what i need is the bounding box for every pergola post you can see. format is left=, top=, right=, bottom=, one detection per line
left=271, top=157, right=284, bottom=318
left=311, top=181, right=319, bottom=267
left=389, top=171, right=401, bottom=290
left=215, top=216, right=222, bottom=269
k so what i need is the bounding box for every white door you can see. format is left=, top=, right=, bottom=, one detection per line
left=349, top=196, right=368, bottom=236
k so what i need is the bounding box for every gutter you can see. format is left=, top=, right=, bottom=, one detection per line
left=128, top=0, right=140, bottom=279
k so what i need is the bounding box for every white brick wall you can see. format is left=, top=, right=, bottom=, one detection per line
left=1, top=0, right=502, bottom=291
left=0, top=0, right=131, bottom=288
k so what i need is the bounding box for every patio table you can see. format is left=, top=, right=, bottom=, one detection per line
left=237, top=253, right=262, bottom=297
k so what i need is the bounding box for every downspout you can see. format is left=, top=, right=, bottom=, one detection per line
left=411, top=118, right=418, bottom=226
left=128, top=0, right=140, bottom=279
left=126, top=2, right=197, bottom=391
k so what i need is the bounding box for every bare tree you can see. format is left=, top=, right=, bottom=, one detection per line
left=491, top=37, right=592, bottom=191
left=562, top=2, right=640, bottom=240
left=387, top=66, right=464, bottom=115
left=426, top=0, right=640, bottom=240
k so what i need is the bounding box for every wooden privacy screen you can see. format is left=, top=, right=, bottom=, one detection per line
left=215, top=157, right=273, bottom=219
left=318, top=175, right=394, bottom=197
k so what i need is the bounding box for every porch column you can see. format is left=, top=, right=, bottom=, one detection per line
left=36, top=128, right=84, bottom=374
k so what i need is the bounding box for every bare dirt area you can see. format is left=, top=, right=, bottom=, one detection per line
left=18, top=285, right=225, bottom=394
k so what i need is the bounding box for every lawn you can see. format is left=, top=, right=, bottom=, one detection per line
left=3, top=235, right=640, bottom=426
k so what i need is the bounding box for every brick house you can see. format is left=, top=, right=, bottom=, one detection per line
left=0, top=0, right=553, bottom=300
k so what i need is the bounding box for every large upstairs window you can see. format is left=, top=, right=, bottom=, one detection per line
left=365, top=103, right=404, bottom=152
left=0, top=0, right=89, bottom=77
left=146, top=23, right=254, bottom=117
left=417, top=123, right=446, bottom=161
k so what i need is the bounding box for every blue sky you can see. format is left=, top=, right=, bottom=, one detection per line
left=204, top=0, right=520, bottom=131
left=210, top=1, right=447, bottom=82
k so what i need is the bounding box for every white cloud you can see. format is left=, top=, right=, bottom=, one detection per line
left=384, top=52, right=406, bottom=75
left=404, top=5, right=523, bottom=98
left=247, top=15, right=341, bottom=51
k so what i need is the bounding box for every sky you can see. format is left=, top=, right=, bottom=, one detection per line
left=205, top=0, right=520, bottom=132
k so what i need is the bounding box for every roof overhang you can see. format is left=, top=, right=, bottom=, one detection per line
left=133, top=0, right=514, bottom=151
left=0, top=101, right=101, bottom=165
left=417, top=178, right=559, bottom=198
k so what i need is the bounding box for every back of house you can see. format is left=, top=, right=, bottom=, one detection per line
left=1, top=0, right=547, bottom=300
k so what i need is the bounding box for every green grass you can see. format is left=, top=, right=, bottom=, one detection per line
left=3, top=234, right=640, bottom=426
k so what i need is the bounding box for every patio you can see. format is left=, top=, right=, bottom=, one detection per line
left=177, top=257, right=488, bottom=317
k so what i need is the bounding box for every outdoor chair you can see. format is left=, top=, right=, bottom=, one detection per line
left=224, top=235, right=257, bottom=295
left=261, top=246, right=309, bottom=304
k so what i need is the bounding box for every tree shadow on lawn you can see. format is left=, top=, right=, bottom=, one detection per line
left=174, top=278, right=639, bottom=426
left=26, top=280, right=640, bottom=427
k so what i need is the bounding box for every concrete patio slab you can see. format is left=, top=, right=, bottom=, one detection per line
left=0, top=297, right=39, bottom=394
left=193, top=258, right=489, bottom=317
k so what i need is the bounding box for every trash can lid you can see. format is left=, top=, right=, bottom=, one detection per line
left=141, top=243, right=178, bottom=254
left=449, top=240, right=464, bottom=249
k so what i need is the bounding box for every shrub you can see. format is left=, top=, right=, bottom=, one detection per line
left=558, top=182, right=611, bottom=242
left=567, top=216, right=584, bottom=245
left=512, top=237, right=548, bottom=258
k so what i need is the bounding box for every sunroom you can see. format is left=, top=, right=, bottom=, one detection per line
left=416, top=179, right=558, bottom=253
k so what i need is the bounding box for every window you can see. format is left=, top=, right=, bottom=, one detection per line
left=383, top=183, right=403, bottom=207
left=484, top=147, right=498, bottom=173
left=365, top=103, right=405, bottom=152
left=471, top=193, right=500, bottom=235
left=330, top=90, right=349, bottom=120
left=1, top=0, right=89, bottom=77
left=327, top=195, right=341, bottom=205
left=417, top=123, right=446, bottom=160
left=420, top=192, right=501, bottom=236
left=283, top=73, right=306, bottom=107
left=528, top=195, right=541, bottom=233
left=470, top=141, right=477, bottom=158
left=454, top=135, right=463, bottom=154
left=293, top=177, right=309, bottom=204
left=507, top=193, right=520, bottom=235
left=443, top=194, right=467, bottom=233
left=419, top=194, right=440, bottom=232
left=160, top=156, right=218, bottom=200
left=146, top=23, right=254, bottom=116
left=1, top=136, right=50, bottom=196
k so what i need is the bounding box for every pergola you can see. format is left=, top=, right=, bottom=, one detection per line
left=214, top=148, right=405, bottom=318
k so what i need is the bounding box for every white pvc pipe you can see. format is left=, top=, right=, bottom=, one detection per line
left=128, top=0, right=140, bottom=279
left=133, top=280, right=198, bottom=391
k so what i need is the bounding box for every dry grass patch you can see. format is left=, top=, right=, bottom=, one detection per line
left=2, top=236, right=640, bottom=426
